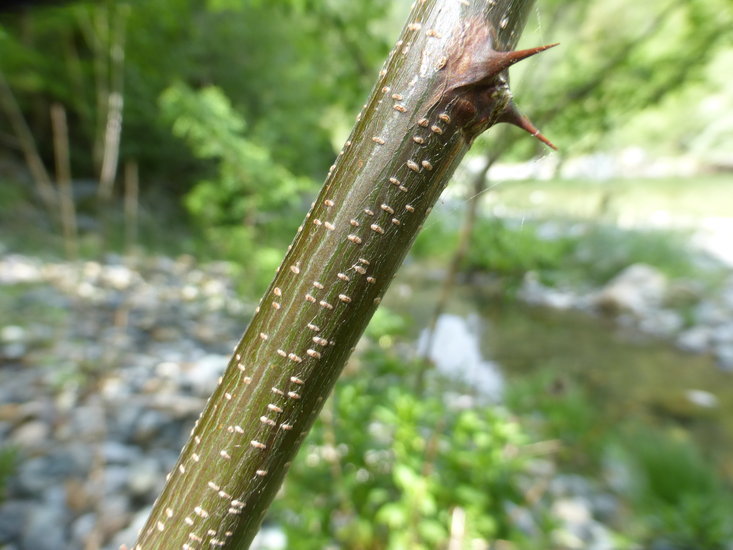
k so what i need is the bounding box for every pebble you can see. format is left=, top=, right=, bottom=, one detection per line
left=183, top=353, right=229, bottom=396
left=101, top=441, right=140, bottom=465
left=70, top=513, right=97, bottom=548
left=127, top=458, right=163, bottom=499
left=10, top=421, right=50, bottom=450
left=1, top=325, right=26, bottom=342
left=594, top=263, right=668, bottom=315
left=0, top=500, right=32, bottom=541
left=677, top=326, right=712, bottom=353
left=21, top=503, right=67, bottom=550
left=715, top=343, right=733, bottom=372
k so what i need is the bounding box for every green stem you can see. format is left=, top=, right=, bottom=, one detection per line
left=135, top=1, right=540, bottom=548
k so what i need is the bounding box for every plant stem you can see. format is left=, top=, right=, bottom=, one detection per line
left=0, top=70, right=57, bottom=219
left=50, top=102, right=79, bottom=260
left=135, top=0, right=543, bottom=547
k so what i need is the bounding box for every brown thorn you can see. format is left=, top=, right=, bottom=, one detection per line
left=498, top=101, right=557, bottom=150
left=490, top=42, right=559, bottom=74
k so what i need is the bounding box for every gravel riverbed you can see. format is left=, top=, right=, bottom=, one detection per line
left=0, top=252, right=731, bottom=549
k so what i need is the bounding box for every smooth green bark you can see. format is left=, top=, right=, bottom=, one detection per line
left=135, top=0, right=540, bottom=547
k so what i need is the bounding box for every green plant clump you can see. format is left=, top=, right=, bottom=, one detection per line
left=273, top=350, right=534, bottom=549
left=615, top=428, right=733, bottom=549
left=0, top=446, right=18, bottom=504
left=414, top=214, right=714, bottom=289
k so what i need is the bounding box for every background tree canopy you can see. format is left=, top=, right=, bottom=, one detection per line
left=1, top=0, right=730, bottom=206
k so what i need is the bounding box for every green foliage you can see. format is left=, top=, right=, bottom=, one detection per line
left=411, top=217, right=460, bottom=264
left=274, top=350, right=532, bottom=549
left=0, top=0, right=394, bottom=191
left=512, top=0, right=733, bottom=156
left=365, top=307, right=411, bottom=348
left=569, top=223, right=702, bottom=283
left=505, top=370, right=607, bottom=471
left=0, top=446, right=18, bottom=504
left=272, top=331, right=733, bottom=549
left=159, top=82, right=313, bottom=293
left=2, top=0, right=730, bottom=196
left=466, top=218, right=576, bottom=286
left=614, top=428, right=733, bottom=549
left=439, top=214, right=711, bottom=288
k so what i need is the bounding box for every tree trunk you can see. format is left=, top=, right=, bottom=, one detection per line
left=50, top=102, right=79, bottom=259
left=97, top=2, right=128, bottom=201
left=134, top=1, right=552, bottom=548
left=0, top=70, right=58, bottom=219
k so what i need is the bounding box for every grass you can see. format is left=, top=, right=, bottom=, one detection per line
left=485, top=174, right=733, bottom=223
left=415, top=213, right=719, bottom=289
left=412, top=174, right=732, bottom=290
left=0, top=446, right=18, bottom=504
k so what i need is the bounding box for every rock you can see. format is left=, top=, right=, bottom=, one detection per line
left=131, top=409, right=166, bottom=444
left=98, top=494, right=132, bottom=538
left=101, top=441, right=140, bottom=465
left=685, top=389, right=719, bottom=408
left=127, top=458, right=163, bottom=499
left=638, top=309, right=683, bottom=337
left=14, top=457, right=59, bottom=496
left=0, top=326, right=26, bottom=343
left=70, top=513, right=97, bottom=548
left=14, top=444, right=93, bottom=497
left=503, top=502, right=538, bottom=537
left=694, top=300, right=729, bottom=326
left=147, top=448, right=180, bottom=474
left=10, top=420, right=50, bottom=450
left=183, top=354, right=228, bottom=396
left=594, top=264, right=668, bottom=316
left=0, top=500, right=32, bottom=542
left=552, top=497, right=592, bottom=525
left=1, top=342, right=26, bottom=361
left=154, top=360, right=181, bottom=379
left=103, top=465, right=132, bottom=496
left=551, top=498, right=615, bottom=550
left=108, top=505, right=151, bottom=550
left=665, top=280, right=704, bottom=308
left=0, top=255, right=42, bottom=283
left=677, top=326, right=712, bottom=353
left=550, top=474, right=594, bottom=498
left=65, top=477, right=93, bottom=513
left=68, top=404, right=107, bottom=440
left=588, top=493, right=619, bottom=524
left=146, top=393, right=204, bottom=419
left=715, top=343, right=733, bottom=372
left=520, top=273, right=579, bottom=310
left=21, top=502, right=68, bottom=550
left=149, top=326, right=183, bottom=342
left=107, top=403, right=142, bottom=444
left=0, top=369, right=37, bottom=404
left=101, top=264, right=138, bottom=290
left=711, top=323, right=733, bottom=345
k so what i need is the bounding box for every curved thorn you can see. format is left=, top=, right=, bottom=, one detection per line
left=490, top=42, right=559, bottom=74
left=498, top=101, right=557, bottom=150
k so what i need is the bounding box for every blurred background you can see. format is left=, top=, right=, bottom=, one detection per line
left=1, top=0, right=732, bottom=548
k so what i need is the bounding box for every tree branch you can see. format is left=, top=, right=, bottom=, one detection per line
left=134, top=1, right=548, bottom=548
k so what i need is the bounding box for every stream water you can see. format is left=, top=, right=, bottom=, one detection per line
left=386, top=274, right=733, bottom=481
